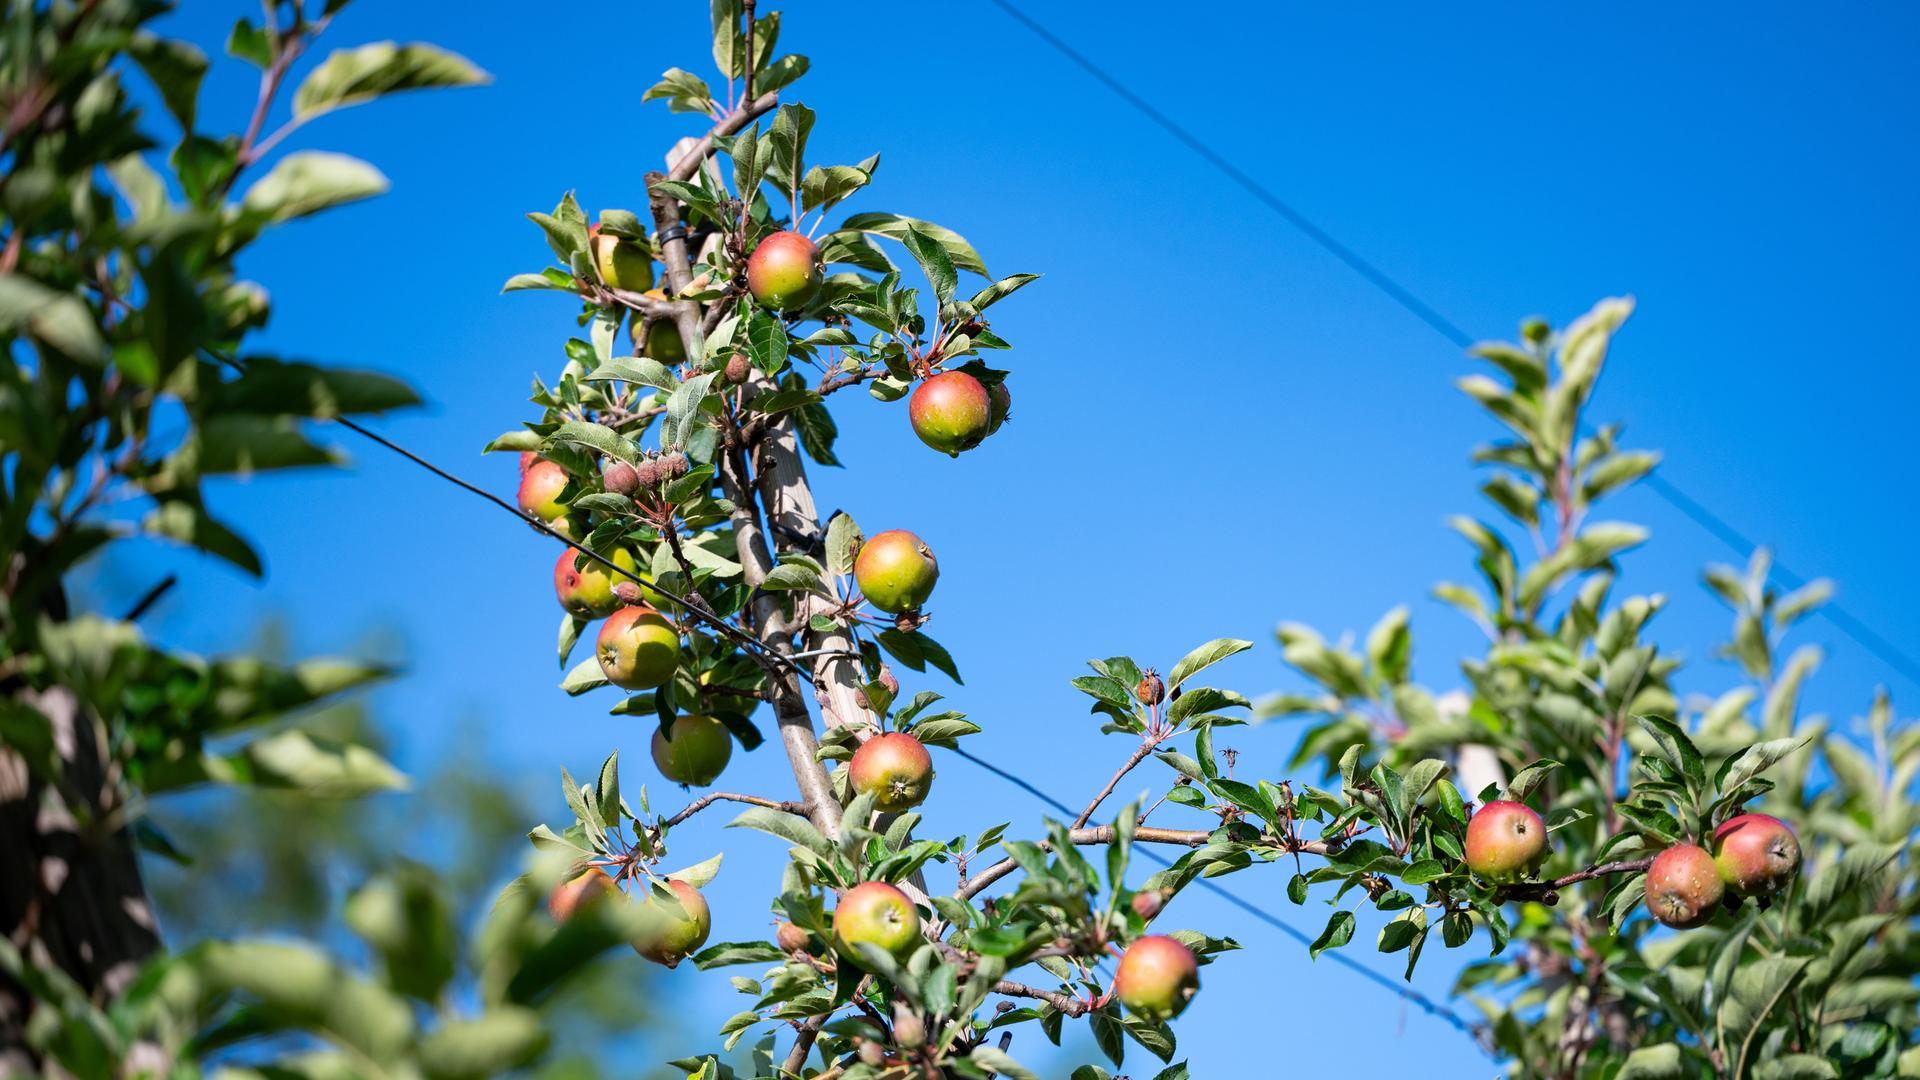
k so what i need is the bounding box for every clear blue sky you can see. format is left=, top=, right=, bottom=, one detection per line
left=103, top=2, right=1920, bottom=1074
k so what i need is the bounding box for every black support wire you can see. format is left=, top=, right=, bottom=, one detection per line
left=983, top=0, right=1920, bottom=695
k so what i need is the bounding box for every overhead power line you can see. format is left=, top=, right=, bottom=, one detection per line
left=983, top=0, right=1920, bottom=695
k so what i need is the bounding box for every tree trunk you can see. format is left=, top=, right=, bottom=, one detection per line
left=0, top=685, right=161, bottom=1068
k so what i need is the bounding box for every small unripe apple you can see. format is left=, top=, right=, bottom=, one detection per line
left=1112, top=935, right=1199, bottom=1022
left=774, top=920, right=811, bottom=954
left=890, top=1003, right=925, bottom=1049
left=590, top=226, right=654, bottom=292
left=746, top=230, right=822, bottom=309
left=1711, top=813, right=1801, bottom=898
left=1130, top=888, right=1168, bottom=921
left=908, top=371, right=992, bottom=456
left=598, top=605, right=680, bottom=690
left=518, top=459, right=570, bottom=521
left=603, top=461, right=640, bottom=495
left=554, top=546, right=641, bottom=618
left=548, top=864, right=614, bottom=921
left=640, top=292, right=688, bottom=363
left=659, top=451, right=690, bottom=479
left=849, top=732, right=934, bottom=812
left=987, top=381, right=1011, bottom=434
left=650, top=713, right=732, bottom=786
left=832, top=881, right=920, bottom=964
left=723, top=353, right=751, bottom=385
left=1463, top=800, right=1548, bottom=882
left=853, top=529, right=939, bottom=614
left=1645, top=842, right=1724, bottom=929
left=630, top=878, right=711, bottom=968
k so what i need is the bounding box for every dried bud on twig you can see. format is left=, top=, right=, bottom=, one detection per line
left=1134, top=669, right=1166, bottom=706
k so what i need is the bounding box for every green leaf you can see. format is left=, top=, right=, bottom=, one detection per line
left=1166, top=638, right=1253, bottom=692
left=142, top=500, right=262, bottom=576
left=1636, top=715, right=1706, bottom=795
left=293, top=42, right=490, bottom=121
left=665, top=852, right=723, bottom=888
left=839, top=213, right=987, bottom=275
left=968, top=273, right=1040, bottom=314
left=761, top=558, right=826, bottom=593
left=583, top=356, right=677, bottom=390
left=178, top=941, right=414, bottom=1060
left=800, top=161, right=875, bottom=217
left=1753, top=1056, right=1838, bottom=1080
left=343, top=865, right=456, bottom=1003
left=543, top=420, right=637, bottom=463
left=239, top=150, right=388, bottom=222
left=129, top=32, right=208, bottom=132
left=418, top=1007, right=548, bottom=1078
left=1715, top=735, right=1812, bottom=796
left=758, top=52, right=810, bottom=94
left=149, top=728, right=407, bottom=798
left=1401, top=859, right=1449, bottom=885
left=641, top=67, right=718, bottom=114
left=0, top=274, right=105, bottom=361
left=969, top=1047, right=1042, bottom=1080
left=1618, top=1043, right=1685, bottom=1080
left=212, top=358, right=419, bottom=417
left=726, top=807, right=831, bottom=857
left=226, top=19, right=271, bottom=68
left=691, top=941, right=786, bottom=969
left=1309, top=910, right=1354, bottom=958
left=901, top=224, right=957, bottom=306
left=825, top=512, right=863, bottom=577
left=1505, top=758, right=1562, bottom=802
left=761, top=103, right=815, bottom=202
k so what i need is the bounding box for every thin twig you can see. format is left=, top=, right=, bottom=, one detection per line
left=1500, top=857, right=1655, bottom=904
left=660, top=791, right=805, bottom=829
left=956, top=824, right=1291, bottom=900
left=667, top=92, right=780, bottom=184
left=1071, top=737, right=1162, bottom=829
left=992, top=980, right=1091, bottom=1017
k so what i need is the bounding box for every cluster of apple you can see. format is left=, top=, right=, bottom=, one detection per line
left=767, top=886, right=1198, bottom=1029
left=1465, top=800, right=1803, bottom=928
left=518, top=452, right=743, bottom=788
left=547, top=862, right=713, bottom=969
left=742, top=230, right=1013, bottom=458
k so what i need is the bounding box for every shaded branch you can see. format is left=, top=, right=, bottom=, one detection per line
left=1500, top=857, right=1655, bottom=905
left=992, top=980, right=1092, bottom=1017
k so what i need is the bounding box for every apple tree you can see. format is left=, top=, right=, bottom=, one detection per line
left=0, top=2, right=657, bottom=1076
left=493, top=5, right=1917, bottom=1079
